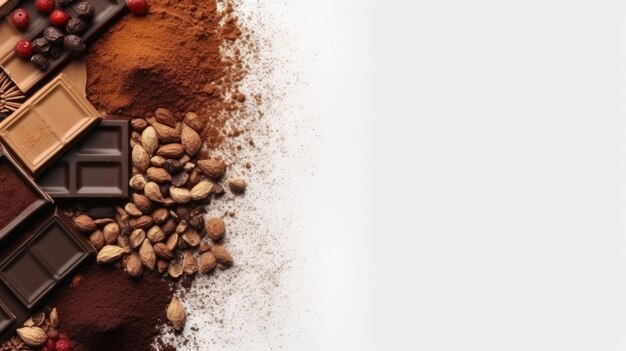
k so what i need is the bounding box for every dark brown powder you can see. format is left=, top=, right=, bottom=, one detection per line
left=46, top=262, right=173, bottom=351
left=0, top=160, right=37, bottom=228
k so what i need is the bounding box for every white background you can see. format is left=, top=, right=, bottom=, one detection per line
left=284, top=0, right=626, bottom=350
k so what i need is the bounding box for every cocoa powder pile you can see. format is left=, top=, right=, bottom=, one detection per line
left=45, top=262, right=172, bottom=351
left=86, top=0, right=245, bottom=148
left=0, top=159, right=37, bottom=228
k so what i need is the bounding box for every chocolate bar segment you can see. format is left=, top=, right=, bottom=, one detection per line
left=0, top=208, right=93, bottom=340
left=0, top=0, right=127, bottom=94
left=38, top=119, right=130, bottom=199
left=0, top=74, right=101, bottom=175
left=0, top=145, right=52, bottom=243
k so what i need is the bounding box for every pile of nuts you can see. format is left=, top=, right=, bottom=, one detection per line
left=1, top=308, right=73, bottom=351
left=71, top=108, right=244, bottom=280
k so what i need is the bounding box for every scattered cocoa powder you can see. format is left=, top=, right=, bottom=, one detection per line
left=0, top=159, right=37, bottom=228
left=45, top=262, right=173, bottom=351
left=86, top=0, right=245, bottom=148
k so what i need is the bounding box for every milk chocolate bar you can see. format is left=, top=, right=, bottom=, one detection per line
left=38, top=118, right=130, bottom=200
left=0, top=208, right=93, bottom=341
left=0, top=0, right=126, bottom=94
left=0, top=73, right=101, bottom=176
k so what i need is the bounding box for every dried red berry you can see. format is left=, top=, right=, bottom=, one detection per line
left=127, top=0, right=149, bottom=15
left=34, top=0, right=55, bottom=13
left=14, top=39, right=33, bottom=59
left=49, top=9, right=70, bottom=27
left=43, top=338, right=57, bottom=351
left=55, top=339, right=73, bottom=351
left=9, top=8, right=29, bottom=30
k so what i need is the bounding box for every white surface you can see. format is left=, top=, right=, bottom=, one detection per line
left=177, top=0, right=626, bottom=350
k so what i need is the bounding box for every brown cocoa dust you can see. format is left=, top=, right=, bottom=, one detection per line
left=86, top=0, right=246, bottom=148
left=46, top=262, right=172, bottom=351
left=0, top=160, right=36, bottom=228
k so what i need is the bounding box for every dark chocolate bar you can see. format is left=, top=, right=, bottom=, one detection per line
left=0, top=145, right=52, bottom=243
left=38, top=118, right=130, bottom=200
left=0, top=0, right=127, bottom=94
left=0, top=208, right=93, bottom=341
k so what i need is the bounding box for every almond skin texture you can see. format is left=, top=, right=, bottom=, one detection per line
left=167, top=296, right=186, bottom=331
left=152, top=122, right=180, bottom=143
left=123, top=252, right=143, bottom=279
left=156, top=143, right=185, bottom=158
left=141, top=126, right=159, bottom=155
left=96, top=245, right=127, bottom=264
left=155, top=107, right=177, bottom=127
left=183, top=112, right=204, bottom=132
left=205, top=218, right=225, bottom=241
left=197, top=158, right=226, bottom=179
left=89, top=230, right=105, bottom=250
left=147, top=167, right=173, bottom=183
left=17, top=327, right=47, bottom=347
left=74, top=214, right=97, bottom=233
left=132, top=144, right=151, bottom=172
left=228, top=177, right=247, bottom=194
left=139, top=239, right=157, bottom=270
left=198, top=251, right=218, bottom=273
left=211, top=244, right=234, bottom=267
left=181, top=123, right=202, bottom=156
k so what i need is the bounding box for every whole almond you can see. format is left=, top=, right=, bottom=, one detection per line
left=205, top=218, right=225, bottom=241
left=156, top=143, right=185, bottom=158
left=153, top=122, right=180, bottom=143
left=154, top=242, right=174, bottom=260
left=198, top=251, right=217, bottom=273
left=155, top=108, right=177, bottom=127
left=197, top=159, right=226, bottom=179
left=123, top=253, right=143, bottom=279
left=131, top=131, right=142, bottom=148
left=151, top=155, right=166, bottom=167
left=74, top=214, right=97, bottom=233
left=191, top=181, right=213, bottom=201
left=130, top=215, right=154, bottom=230
left=125, top=202, right=143, bottom=217
left=133, top=193, right=154, bottom=213
left=181, top=229, right=201, bottom=247
left=139, top=239, right=156, bottom=270
left=162, top=218, right=177, bottom=235
left=131, top=118, right=148, bottom=131
left=166, top=233, right=179, bottom=251
left=94, top=218, right=115, bottom=227
left=188, top=168, right=203, bottom=187
left=167, top=262, right=183, bottom=279
left=181, top=123, right=202, bottom=156
left=103, top=223, right=120, bottom=245
left=182, top=252, right=198, bottom=275
left=130, top=229, right=146, bottom=249
left=17, top=327, right=47, bottom=347
left=129, top=174, right=147, bottom=191
left=147, top=225, right=166, bottom=243
left=132, top=144, right=151, bottom=172
left=211, top=244, right=234, bottom=267
left=198, top=241, right=211, bottom=253
left=170, top=187, right=191, bottom=203
left=157, top=259, right=169, bottom=273
left=141, top=126, right=159, bottom=155
left=228, top=177, right=247, bottom=194
left=96, top=245, right=127, bottom=264
left=49, top=308, right=59, bottom=328
left=144, top=182, right=165, bottom=203
left=183, top=112, right=203, bottom=132
left=147, top=167, right=173, bottom=183
left=152, top=208, right=170, bottom=224
left=89, top=230, right=105, bottom=250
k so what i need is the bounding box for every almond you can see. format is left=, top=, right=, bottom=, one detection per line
left=154, top=242, right=174, bottom=260
left=191, top=181, right=213, bottom=201
left=181, top=229, right=201, bottom=247
left=74, top=214, right=97, bottom=233
left=151, top=155, right=166, bottom=167
left=183, top=112, right=203, bottom=132
left=141, top=126, right=159, bottom=155
left=198, top=241, right=211, bottom=253
left=211, top=244, right=234, bottom=267
left=144, top=182, right=165, bottom=203
left=228, top=177, right=247, bottom=194
left=170, top=187, right=191, bottom=203
left=147, top=167, right=172, bottom=183
left=162, top=218, right=177, bottom=235
left=156, top=143, right=185, bottom=158
left=125, top=202, right=143, bottom=217
left=205, top=218, right=225, bottom=241
left=129, top=174, right=147, bottom=191
left=182, top=252, right=198, bottom=275
left=166, top=233, right=179, bottom=251
left=155, top=107, right=177, bottom=127
left=197, top=158, right=226, bottom=179
left=152, top=208, right=170, bottom=224
left=153, top=122, right=180, bottom=143
left=132, top=144, right=151, bottom=172
left=167, top=261, right=183, bottom=279
left=198, top=251, right=217, bottom=273
left=157, top=259, right=169, bottom=273
left=130, top=229, right=146, bottom=249
left=103, top=223, right=120, bottom=245
left=188, top=168, right=203, bottom=186
left=131, top=118, right=148, bottom=131
left=133, top=193, right=155, bottom=213
left=123, top=253, right=143, bottom=279
left=89, top=230, right=105, bottom=250
left=49, top=308, right=59, bottom=328
left=130, top=215, right=154, bottom=230
left=96, top=245, right=127, bottom=264
left=139, top=239, right=156, bottom=270
left=17, top=327, right=47, bottom=347
left=147, top=225, right=166, bottom=243
left=181, top=123, right=202, bottom=156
